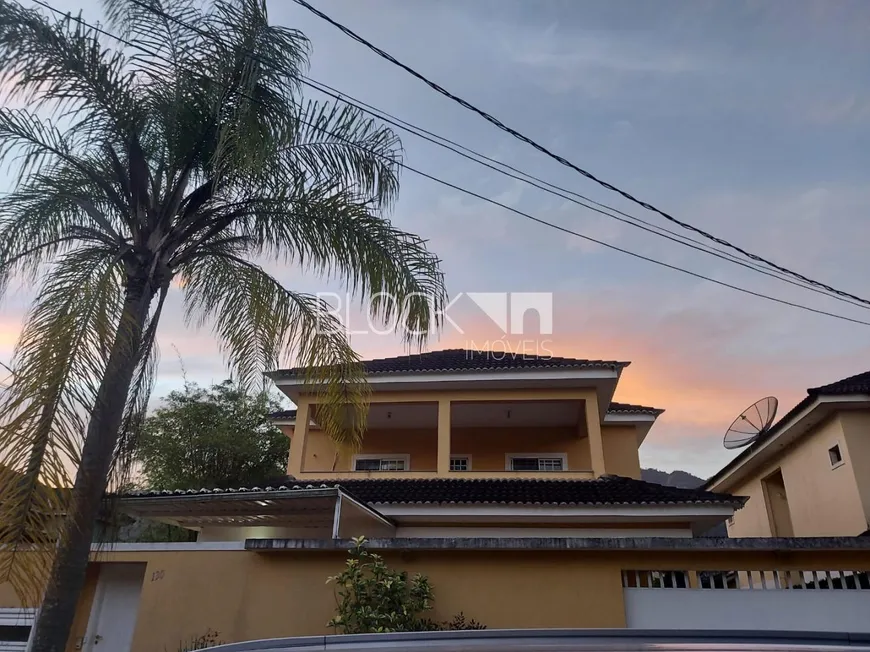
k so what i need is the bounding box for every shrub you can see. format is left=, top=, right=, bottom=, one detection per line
left=176, top=629, right=222, bottom=651
left=327, top=537, right=485, bottom=634
left=327, top=536, right=434, bottom=633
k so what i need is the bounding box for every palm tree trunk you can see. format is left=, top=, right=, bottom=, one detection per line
left=30, top=277, right=157, bottom=652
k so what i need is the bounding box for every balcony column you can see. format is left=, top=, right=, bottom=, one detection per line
left=437, top=399, right=451, bottom=475
left=584, top=396, right=606, bottom=477
left=287, top=399, right=310, bottom=477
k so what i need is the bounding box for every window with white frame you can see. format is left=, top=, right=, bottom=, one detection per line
left=0, top=608, right=34, bottom=652
left=507, top=454, right=567, bottom=472
left=353, top=455, right=409, bottom=471
left=449, top=455, right=471, bottom=472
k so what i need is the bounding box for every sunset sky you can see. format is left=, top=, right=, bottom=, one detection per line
left=2, top=0, right=870, bottom=478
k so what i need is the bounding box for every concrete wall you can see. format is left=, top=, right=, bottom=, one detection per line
left=73, top=546, right=870, bottom=652
left=93, top=548, right=625, bottom=651
left=727, top=414, right=868, bottom=537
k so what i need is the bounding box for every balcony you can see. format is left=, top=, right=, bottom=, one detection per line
left=287, top=395, right=603, bottom=479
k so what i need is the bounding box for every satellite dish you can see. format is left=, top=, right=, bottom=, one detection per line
left=724, top=396, right=778, bottom=449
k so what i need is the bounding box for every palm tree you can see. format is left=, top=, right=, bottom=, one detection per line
left=0, top=0, right=445, bottom=649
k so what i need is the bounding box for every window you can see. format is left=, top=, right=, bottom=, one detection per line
left=449, top=455, right=471, bottom=472
left=353, top=455, right=409, bottom=471
left=829, top=444, right=844, bottom=468
left=507, top=454, right=566, bottom=472
left=0, top=609, right=34, bottom=651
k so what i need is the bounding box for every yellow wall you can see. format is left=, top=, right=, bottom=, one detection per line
left=76, top=546, right=870, bottom=652
left=286, top=425, right=596, bottom=474
left=452, top=427, right=591, bottom=471
left=727, top=414, right=868, bottom=537
left=601, top=426, right=642, bottom=479
left=0, top=582, right=21, bottom=609
left=94, top=548, right=624, bottom=650
left=840, top=411, right=870, bottom=531
left=287, top=388, right=634, bottom=479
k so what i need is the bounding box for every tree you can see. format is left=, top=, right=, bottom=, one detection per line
left=136, top=381, right=288, bottom=490
left=0, top=1, right=445, bottom=649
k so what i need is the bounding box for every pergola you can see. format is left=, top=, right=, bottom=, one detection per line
left=119, top=486, right=395, bottom=539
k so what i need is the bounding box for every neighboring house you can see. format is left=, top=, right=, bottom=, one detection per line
left=705, top=370, right=870, bottom=538
left=5, top=352, right=870, bottom=652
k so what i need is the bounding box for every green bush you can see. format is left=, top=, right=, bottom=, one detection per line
left=327, top=537, right=485, bottom=634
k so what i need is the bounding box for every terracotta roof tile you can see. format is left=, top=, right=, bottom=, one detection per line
left=272, top=349, right=628, bottom=378
left=269, top=401, right=663, bottom=421
left=808, top=370, right=870, bottom=396
left=606, top=402, right=664, bottom=416
left=128, top=475, right=743, bottom=507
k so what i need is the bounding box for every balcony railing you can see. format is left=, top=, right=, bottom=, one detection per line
left=623, top=569, right=870, bottom=590
left=294, top=470, right=596, bottom=480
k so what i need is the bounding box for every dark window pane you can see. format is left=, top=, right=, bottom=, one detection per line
left=355, top=459, right=381, bottom=471
left=511, top=458, right=539, bottom=471
left=0, top=625, right=31, bottom=643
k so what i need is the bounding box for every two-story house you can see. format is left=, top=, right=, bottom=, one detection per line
left=128, top=349, right=741, bottom=541
left=21, top=352, right=870, bottom=652
left=706, top=369, right=870, bottom=538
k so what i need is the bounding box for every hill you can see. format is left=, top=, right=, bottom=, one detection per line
left=641, top=468, right=705, bottom=489
left=641, top=468, right=727, bottom=537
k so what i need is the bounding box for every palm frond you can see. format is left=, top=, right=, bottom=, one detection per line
left=101, top=0, right=200, bottom=66
left=0, top=247, right=123, bottom=605
left=186, top=192, right=446, bottom=345
left=179, top=253, right=370, bottom=449
left=0, top=156, right=130, bottom=298
left=0, top=0, right=139, bottom=137
left=286, top=100, right=402, bottom=208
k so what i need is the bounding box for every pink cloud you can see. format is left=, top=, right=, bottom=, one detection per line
left=429, top=288, right=869, bottom=476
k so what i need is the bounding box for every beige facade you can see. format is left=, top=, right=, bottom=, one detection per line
left=841, top=411, right=870, bottom=528
left=707, top=371, right=870, bottom=538
left=724, top=414, right=868, bottom=537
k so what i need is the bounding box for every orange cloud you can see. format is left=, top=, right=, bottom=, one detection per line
left=427, top=290, right=869, bottom=475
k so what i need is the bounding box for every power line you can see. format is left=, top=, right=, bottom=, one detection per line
left=112, top=0, right=870, bottom=313
left=397, top=163, right=870, bottom=327
left=93, top=0, right=843, bottom=307
left=23, top=0, right=870, bottom=328
left=289, top=0, right=870, bottom=309
left=299, top=76, right=870, bottom=312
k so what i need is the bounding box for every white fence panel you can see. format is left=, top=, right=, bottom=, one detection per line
left=624, top=587, right=870, bottom=632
